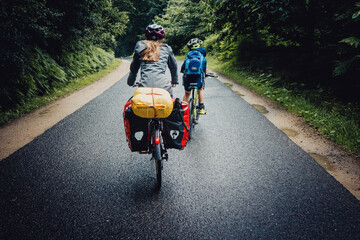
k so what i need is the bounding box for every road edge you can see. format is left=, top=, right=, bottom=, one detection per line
left=208, top=69, right=360, bottom=201
left=0, top=60, right=131, bottom=161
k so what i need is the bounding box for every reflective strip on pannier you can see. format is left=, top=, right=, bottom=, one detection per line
left=162, top=98, right=190, bottom=150
left=123, top=100, right=149, bottom=152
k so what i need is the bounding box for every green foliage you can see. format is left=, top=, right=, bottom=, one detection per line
left=41, top=0, right=128, bottom=50
left=59, top=41, right=114, bottom=79
left=0, top=46, right=65, bottom=110
left=22, top=48, right=67, bottom=96
left=196, top=0, right=360, bottom=154
left=333, top=55, right=360, bottom=77
left=208, top=56, right=360, bottom=155
left=154, top=0, right=211, bottom=53
left=334, top=3, right=360, bottom=82
left=198, top=0, right=360, bottom=103
left=0, top=0, right=125, bottom=112
left=84, top=0, right=129, bottom=51
left=0, top=41, right=115, bottom=113
left=202, top=34, right=219, bottom=52
left=0, top=59, right=121, bottom=126
left=340, top=37, right=360, bottom=48
left=114, top=0, right=168, bottom=56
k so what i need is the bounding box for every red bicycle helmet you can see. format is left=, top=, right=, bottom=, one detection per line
left=145, top=24, right=165, bottom=40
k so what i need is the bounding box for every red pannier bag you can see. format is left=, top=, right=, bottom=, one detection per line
left=162, top=98, right=190, bottom=150
left=123, top=100, right=149, bottom=152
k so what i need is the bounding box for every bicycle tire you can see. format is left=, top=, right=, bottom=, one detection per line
left=189, top=98, right=195, bottom=140
left=153, top=128, right=162, bottom=188
left=195, top=90, right=200, bottom=121
left=154, top=143, right=162, bottom=187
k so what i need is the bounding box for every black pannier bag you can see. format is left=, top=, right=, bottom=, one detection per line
left=123, top=102, right=149, bottom=152
left=162, top=98, right=190, bottom=150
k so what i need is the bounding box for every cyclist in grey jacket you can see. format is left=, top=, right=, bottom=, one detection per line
left=127, top=24, right=178, bottom=95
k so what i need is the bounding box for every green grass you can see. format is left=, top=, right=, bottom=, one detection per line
left=175, top=55, right=186, bottom=61
left=0, top=59, right=121, bottom=126
left=207, top=56, right=360, bottom=155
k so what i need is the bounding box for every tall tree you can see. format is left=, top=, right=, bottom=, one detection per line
left=155, top=0, right=210, bottom=53
left=203, top=0, right=360, bottom=99
left=0, top=0, right=128, bottom=110
left=114, top=0, right=168, bottom=56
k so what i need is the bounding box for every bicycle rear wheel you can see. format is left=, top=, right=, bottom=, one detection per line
left=152, top=128, right=162, bottom=188
left=154, top=143, right=162, bottom=188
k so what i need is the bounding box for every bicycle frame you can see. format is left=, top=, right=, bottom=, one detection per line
left=191, top=87, right=198, bottom=121
left=188, top=85, right=199, bottom=140
left=129, top=84, right=171, bottom=188
left=135, top=113, right=167, bottom=188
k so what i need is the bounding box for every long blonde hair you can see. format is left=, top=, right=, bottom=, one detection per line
left=141, top=40, right=163, bottom=62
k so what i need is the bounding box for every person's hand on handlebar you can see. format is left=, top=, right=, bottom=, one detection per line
left=133, top=82, right=139, bottom=87
left=171, top=81, right=178, bottom=88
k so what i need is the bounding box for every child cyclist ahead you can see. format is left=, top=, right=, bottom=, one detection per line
left=181, top=38, right=207, bottom=114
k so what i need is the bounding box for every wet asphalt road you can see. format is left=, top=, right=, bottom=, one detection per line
left=1, top=61, right=360, bottom=240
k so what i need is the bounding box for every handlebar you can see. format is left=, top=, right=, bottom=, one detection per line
left=205, top=73, right=218, bottom=78
left=133, top=82, right=178, bottom=87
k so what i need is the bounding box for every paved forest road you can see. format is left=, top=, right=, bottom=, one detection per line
left=1, top=61, right=360, bottom=239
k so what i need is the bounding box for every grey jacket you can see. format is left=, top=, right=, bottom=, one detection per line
left=127, top=40, right=178, bottom=93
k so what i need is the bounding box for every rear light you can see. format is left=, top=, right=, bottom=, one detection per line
left=154, top=137, right=160, bottom=145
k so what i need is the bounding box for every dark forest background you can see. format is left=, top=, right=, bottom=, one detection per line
left=1, top=0, right=359, bottom=112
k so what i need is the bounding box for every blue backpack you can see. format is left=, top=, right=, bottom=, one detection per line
left=184, top=50, right=205, bottom=76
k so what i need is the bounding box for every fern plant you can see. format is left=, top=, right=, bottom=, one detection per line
left=334, top=3, right=360, bottom=77
left=339, top=37, right=360, bottom=48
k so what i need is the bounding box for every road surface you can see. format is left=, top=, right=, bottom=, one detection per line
left=1, top=61, right=360, bottom=239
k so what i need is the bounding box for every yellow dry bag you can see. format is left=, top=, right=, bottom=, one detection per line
left=131, top=88, right=173, bottom=118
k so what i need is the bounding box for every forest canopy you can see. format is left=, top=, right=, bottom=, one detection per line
left=156, top=0, right=360, bottom=103
left=1, top=0, right=359, bottom=113
left=0, top=0, right=128, bottom=111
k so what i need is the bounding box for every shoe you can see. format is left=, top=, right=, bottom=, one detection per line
left=199, top=108, right=207, bottom=115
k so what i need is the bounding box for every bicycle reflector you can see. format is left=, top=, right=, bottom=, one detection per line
left=154, top=137, right=160, bottom=145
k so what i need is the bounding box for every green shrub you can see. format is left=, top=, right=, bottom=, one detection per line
left=0, top=59, right=121, bottom=126
left=22, top=47, right=67, bottom=96
left=203, top=34, right=220, bottom=53
left=207, top=55, right=360, bottom=155
left=0, top=41, right=114, bottom=112
left=59, top=42, right=113, bottom=79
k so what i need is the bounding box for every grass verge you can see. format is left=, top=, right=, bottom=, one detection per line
left=0, top=59, right=121, bottom=126
left=175, top=55, right=186, bottom=61
left=206, top=56, right=360, bottom=155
